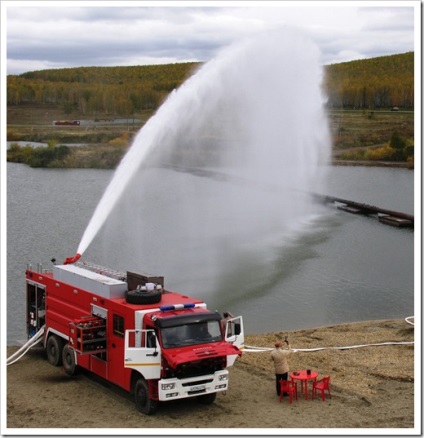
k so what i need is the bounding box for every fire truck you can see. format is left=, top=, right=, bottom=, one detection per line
left=26, top=256, right=244, bottom=415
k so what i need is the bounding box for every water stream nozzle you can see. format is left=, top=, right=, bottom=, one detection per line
left=63, top=253, right=81, bottom=265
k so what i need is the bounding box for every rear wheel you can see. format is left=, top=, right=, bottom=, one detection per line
left=62, top=345, right=78, bottom=376
left=46, top=335, right=65, bottom=366
left=197, top=392, right=217, bottom=405
left=134, top=378, right=159, bottom=415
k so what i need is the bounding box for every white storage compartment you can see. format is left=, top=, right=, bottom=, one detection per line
left=53, top=264, right=127, bottom=299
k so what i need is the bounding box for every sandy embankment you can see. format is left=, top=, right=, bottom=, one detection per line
left=6, top=318, right=415, bottom=430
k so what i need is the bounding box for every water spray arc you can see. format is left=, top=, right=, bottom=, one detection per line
left=69, top=28, right=331, bottom=263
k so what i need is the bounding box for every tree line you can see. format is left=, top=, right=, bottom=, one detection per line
left=7, top=63, right=200, bottom=115
left=7, top=52, right=413, bottom=116
left=323, top=52, right=414, bottom=109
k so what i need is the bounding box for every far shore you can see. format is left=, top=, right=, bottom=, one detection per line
left=332, top=159, right=413, bottom=169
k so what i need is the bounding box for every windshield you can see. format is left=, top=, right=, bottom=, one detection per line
left=161, top=320, right=223, bottom=348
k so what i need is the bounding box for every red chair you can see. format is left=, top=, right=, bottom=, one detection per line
left=312, top=376, right=331, bottom=401
left=279, top=380, right=298, bottom=404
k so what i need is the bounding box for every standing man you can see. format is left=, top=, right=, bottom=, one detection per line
left=270, top=339, right=292, bottom=396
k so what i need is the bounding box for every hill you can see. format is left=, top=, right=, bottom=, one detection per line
left=7, top=62, right=200, bottom=115
left=7, top=52, right=414, bottom=113
left=324, top=52, right=414, bottom=109
left=6, top=53, right=415, bottom=169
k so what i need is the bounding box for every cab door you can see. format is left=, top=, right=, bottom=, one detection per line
left=225, top=316, right=244, bottom=366
left=124, top=329, right=162, bottom=380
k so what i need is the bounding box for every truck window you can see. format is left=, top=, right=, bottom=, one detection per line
left=161, top=321, right=222, bottom=348
left=113, top=314, right=124, bottom=338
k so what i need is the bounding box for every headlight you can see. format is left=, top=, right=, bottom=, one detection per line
left=161, top=383, right=176, bottom=390
left=218, top=374, right=228, bottom=381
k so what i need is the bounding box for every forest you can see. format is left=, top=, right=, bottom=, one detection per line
left=7, top=62, right=200, bottom=115
left=7, top=52, right=413, bottom=115
left=324, top=52, right=414, bottom=109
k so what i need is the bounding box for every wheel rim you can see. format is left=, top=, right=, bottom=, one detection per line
left=65, top=352, right=71, bottom=366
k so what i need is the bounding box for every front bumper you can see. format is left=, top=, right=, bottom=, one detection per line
left=158, top=369, right=229, bottom=401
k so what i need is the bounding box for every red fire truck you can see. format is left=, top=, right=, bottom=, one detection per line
left=26, top=258, right=244, bottom=415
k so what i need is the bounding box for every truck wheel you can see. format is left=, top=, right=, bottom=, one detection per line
left=46, top=335, right=65, bottom=366
left=197, top=392, right=217, bottom=405
left=62, top=345, right=78, bottom=376
left=126, top=289, right=162, bottom=305
left=134, top=378, right=158, bottom=415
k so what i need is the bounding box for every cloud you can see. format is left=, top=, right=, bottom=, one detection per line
left=6, top=6, right=241, bottom=71
left=359, top=6, right=414, bottom=31
left=3, top=3, right=417, bottom=75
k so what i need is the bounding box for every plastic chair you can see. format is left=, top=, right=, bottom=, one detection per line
left=312, top=376, right=331, bottom=401
left=279, top=380, right=298, bottom=404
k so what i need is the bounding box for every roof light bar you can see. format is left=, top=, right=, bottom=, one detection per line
left=160, top=303, right=196, bottom=312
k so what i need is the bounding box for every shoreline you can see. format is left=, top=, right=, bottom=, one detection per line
left=332, top=159, right=413, bottom=169
left=7, top=153, right=413, bottom=170
left=6, top=318, right=416, bottom=430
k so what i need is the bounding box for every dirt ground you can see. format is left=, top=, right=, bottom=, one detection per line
left=5, top=318, right=416, bottom=433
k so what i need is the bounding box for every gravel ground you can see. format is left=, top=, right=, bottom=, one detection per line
left=5, top=318, right=416, bottom=433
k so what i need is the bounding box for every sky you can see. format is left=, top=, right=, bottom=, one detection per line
left=1, top=1, right=419, bottom=76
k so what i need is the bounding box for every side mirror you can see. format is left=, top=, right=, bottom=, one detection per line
left=146, top=331, right=159, bottom=356
left=147, top=331, right=157, bottom=348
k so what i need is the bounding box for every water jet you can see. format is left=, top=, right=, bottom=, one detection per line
left=75, top=28, right=331, bottom=269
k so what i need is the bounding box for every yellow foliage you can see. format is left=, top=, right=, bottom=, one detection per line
left=109, top=132, right=129, bottom=146
left=364, top=144, right=395, bottom=161
left=7, top=128, right=21, bottom=141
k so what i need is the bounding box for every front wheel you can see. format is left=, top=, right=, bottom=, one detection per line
left=134, top=378, right=159, bottom=415
left=197, top=392, right=217, bottom=405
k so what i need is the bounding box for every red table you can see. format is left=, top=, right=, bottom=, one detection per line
left=289, top=370, right=318, bottom=400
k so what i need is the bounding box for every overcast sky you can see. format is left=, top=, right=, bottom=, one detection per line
left=2, top=1, right=419, bottom=76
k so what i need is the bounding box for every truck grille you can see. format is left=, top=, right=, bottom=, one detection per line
left=181, top=378, right=213, bottom=387
left=174, top=356, right=226, bottom=379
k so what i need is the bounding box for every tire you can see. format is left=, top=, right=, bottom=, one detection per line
left=62, top=344, right=78, bottom=376
left=46, top=335, right=65, bottom=366
left=134, top=378, right=159, bottom=415
left=126, top=289, right=162, bottom=305
left=197, top=392, right=217, bottom=405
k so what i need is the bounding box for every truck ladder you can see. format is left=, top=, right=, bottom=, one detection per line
left=75, top=261, right=127, bottom=281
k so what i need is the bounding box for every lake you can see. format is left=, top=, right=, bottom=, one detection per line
left=6, top=162, right=415, bottom=345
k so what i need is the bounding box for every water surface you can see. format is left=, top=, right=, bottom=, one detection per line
left=7, top=163, right=414, bottom=344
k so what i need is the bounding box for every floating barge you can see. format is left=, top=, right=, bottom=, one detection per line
left=313, top=194, right=414, bottom=229
left=378, top=215, right=414, bottom=228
